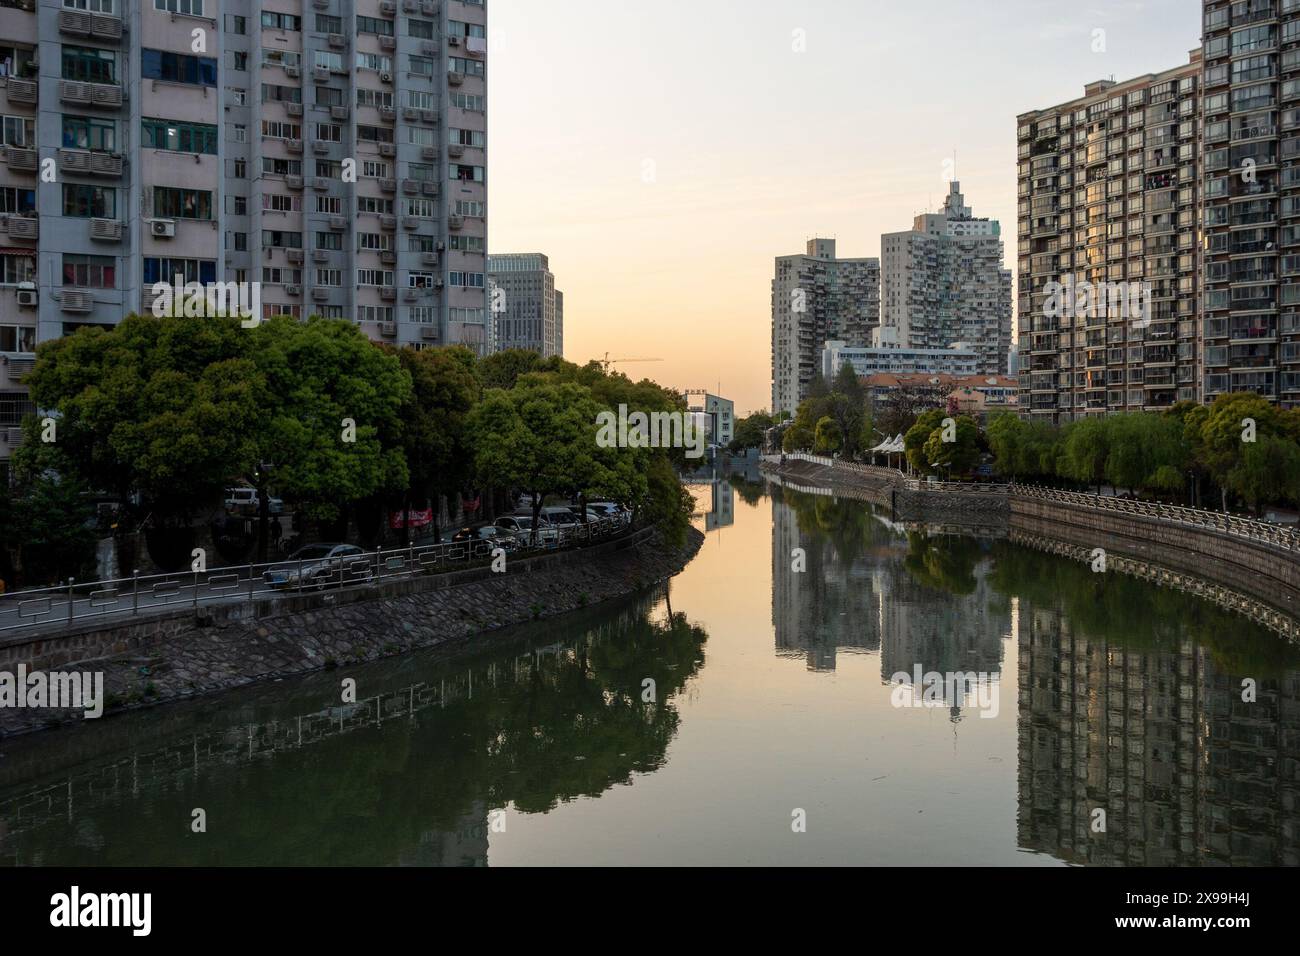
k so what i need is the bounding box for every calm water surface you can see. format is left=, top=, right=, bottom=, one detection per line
left=1, top=479, right=1297, bottom=866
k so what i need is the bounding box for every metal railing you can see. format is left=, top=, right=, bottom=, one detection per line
left=1011, top=484, right=1300, bottom=554
left=0, top=516, right=632, bottom=637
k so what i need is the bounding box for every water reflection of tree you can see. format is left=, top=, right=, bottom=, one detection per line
left=727, top=474, right=765, bottom=507
left=779, top=487, right=888, bottom=564
left=0, top=603, right=708, bottom=866
left=902, top=533, right=982, bottom=596
left=988, top=542, right=1300, bottom=674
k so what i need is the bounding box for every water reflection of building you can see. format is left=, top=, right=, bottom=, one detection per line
left=770, top=494, right=1010, bottom=676
left=706, top=482, right=734, bottom=531
left=876, top=558, right=1009, bottom=720
left=1017, top=607, right=1300, bottom=865
left=771, top=494, right=881, bottom=670
left=400, top=802, right=489, bottom=867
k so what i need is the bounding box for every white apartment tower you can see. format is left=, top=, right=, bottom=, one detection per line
left=771, top=237, right=880, bottom=417
left=880, top=181, right=1012, bottom=376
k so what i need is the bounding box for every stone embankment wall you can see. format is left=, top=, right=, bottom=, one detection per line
left=761, top=457, right=1300, bottom=622
left=0, top=526, right=704, bottom=736
left=1009, top=496, right=1300, bottom=616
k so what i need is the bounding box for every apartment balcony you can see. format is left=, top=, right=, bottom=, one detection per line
left=0, top=214, right=37, bottom=241
left=58, top=148, right=123, bottom=177
left=59, top=9, right=122, bottom=42
left=59, top=80, right=123, bottom=109
left=1233, top=123, right=1278, bottom=142
left=3, top=78, right=37, bottom=107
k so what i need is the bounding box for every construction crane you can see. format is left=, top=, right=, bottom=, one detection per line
left=601, top=353, right=664, bottom=373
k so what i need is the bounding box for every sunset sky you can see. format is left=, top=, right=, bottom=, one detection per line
left=488, top=0, right=1201, bottom=414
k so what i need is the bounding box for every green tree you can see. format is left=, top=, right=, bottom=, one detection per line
left=476, top=349, right=544, bottom=390
left=247, top=316, right=411, bottom=532
left=813, top=415, right=842, bottom=454
left=387, top=345, right=479, bottom=542
left=1227, top=434, right=1300, bottom=515
left=922, top=415, right=981, bottom=477
left=904, top=409, right=945, bottom=474
left=1058, top=417, right=1111, bottom=492
left=469, top=380, right=605, bottom=543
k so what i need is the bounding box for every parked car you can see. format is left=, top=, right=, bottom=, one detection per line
left=586, top=501, right=631, bottom=527
left=495, top=514, right=559, bottom=545
left=263, top=543, right=371, bottom=590
left=540, top=506, right=582, bottom=528
left=451, top=523, right=520, bottom=553
left=224, top=487, right=284, bottom=515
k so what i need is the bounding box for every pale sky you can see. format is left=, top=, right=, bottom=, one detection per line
left=488, top=0, right=1201, bottom=414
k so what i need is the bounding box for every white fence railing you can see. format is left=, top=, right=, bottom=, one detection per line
left=0, top=516, right=633, bottom=637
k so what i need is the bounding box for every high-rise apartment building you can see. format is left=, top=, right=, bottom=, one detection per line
left=770, top=238, right=879, bottom=417
left=879, top=181, right=1012, bottom=376
left=1201, top=0, right=1300, bottom=407
left=486, top=251, right=562, bottom=357
left=0, top=0, right=488, bottom=478
left=1016, top=54, right=1202, bottom=423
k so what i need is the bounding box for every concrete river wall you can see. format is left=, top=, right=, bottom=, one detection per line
left=0, top=525, right=704, bottom=736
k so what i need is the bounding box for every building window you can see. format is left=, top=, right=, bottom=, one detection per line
left=153, top=187, right=213, bottom=220
left=155, top=0, right=204, bottom=15
left=142, top=117, right=218, bottom=154
left=62, top=254, right=116, bottom=288
left=62, top=46, right=116, bottom=84
left=62, top=183, right=115, bottom=218
left=142, top=49, right=217, bottom=86
left=62, top=115, right=115, bottom=151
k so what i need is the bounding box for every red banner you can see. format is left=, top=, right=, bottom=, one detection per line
left=389, top=508, right=433, bottom=530
left=462, top=496, right=481, bottom=513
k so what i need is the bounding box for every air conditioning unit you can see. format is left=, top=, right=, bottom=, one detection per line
left=16, top=288, right=37, bottom=307
left=150, top=219, right=176, bottom=238
left=285, top=65, right=301, bottom=78
left=421, top=145, right=438, bottom=160
left=421, top=252, right=439, bottom=266
left=435, top=240, right=446, bottom=252
left=285, top=284, right=301, bottom=296
left=380, top=321, right=398, bottom=336
left=379, top=71, right=393, bottom=84
left=449, top=36, right=460, bottom=46
left=313, top=249, right=329, bottom=262
left=420, top=326, right=439, bottom=340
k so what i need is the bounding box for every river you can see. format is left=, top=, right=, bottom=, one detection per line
left=0, top=477, right=1296, bottom=866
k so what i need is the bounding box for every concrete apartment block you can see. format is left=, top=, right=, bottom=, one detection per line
left=486, top=251, right=562, bottom=357
left=0, top=0, right=489, bottom=480
left=880, top=181, right=1012, bottom=377
left=771, top=237, right=880, bottom=417
left=1016, top=53, right=1202, bottom=423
